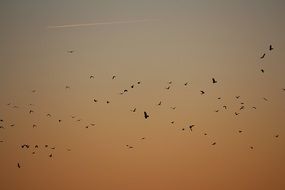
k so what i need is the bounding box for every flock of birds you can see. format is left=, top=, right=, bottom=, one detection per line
left=0, top=44, right=284, bottom=169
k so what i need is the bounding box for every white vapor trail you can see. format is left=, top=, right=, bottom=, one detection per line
left=47, top=19, right=159, bottom=29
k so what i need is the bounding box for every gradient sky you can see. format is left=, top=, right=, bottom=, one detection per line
left=1, top=1, right=285, bottom=190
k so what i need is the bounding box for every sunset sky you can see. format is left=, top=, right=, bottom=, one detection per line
left=1, top=1, right=285, bottom=190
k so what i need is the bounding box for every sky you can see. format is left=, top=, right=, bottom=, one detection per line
left=0, top=0, right=285, bottom=190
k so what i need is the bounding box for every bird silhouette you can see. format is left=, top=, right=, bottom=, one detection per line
left=170, top=107, right=176, bottom=110
left=212, top=142, right=216, bottom=145
left=131, top=85, right=134, bottom=88
left=252, top=107, right=257, bottom=109
left=223, top=106, right=227, bottom=109
left=106, top=101, right=110, bottom=104
left=112, top=75, right=116, bottom=80
left=269, top=45, right=273, bottom=51
left=235, top=96, right=240, bottom=99
left=67, top=50, right=74, bottom=53
left=90, top=75, right=95, bottom=79
left=275, top=135, right=279, bottom=138
left=260, top=53, right=265, bottom=59
left=46, top=114, right=51, bottom=117
left=144, top=111, right=149, bottom=119
left=65, top=86, right=70, bottom=89
left=212, top=78, right=217, bottom=84
left=165, top=86, right=171, bottom=90
left=17, top=163, right=21, bottom=168
left=184, top=82, right=188, bottom=86
left=131, top=108, right=136, bottom=112
left=189, top=125, right=195, bottom=131
left=157, top=101, right=162, bottom=106
left=261, top=69, right=264, bottom=73
left=263, top=97, right=268, bottom=101
left=137, top=81, right=141, bottom=84
left=200, top=91, right=205, bottom=95
left=235, top=112, right=240, bottom=116
left=93, top=99, right=98, bottom=102
left=29, top=110, right=34, bottom=114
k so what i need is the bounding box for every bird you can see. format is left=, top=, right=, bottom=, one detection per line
left=165, top=86, right=171, bottom=90
left=250, top=146, right=254, bottom=150
left=157, top=101, right=162, bottom=106
left=214, top=110, right=219, bottom=113
left=58, top=120, right=62, bottom=123
left=131, top=85, right=134, bottom=88
left=67, top=50, right=74, bottom=53
left=282, top=88, right=285, bottom=91
left=17, top=163, right=21, bottom=168
left=141, top=137, right=146, bottom=140
left=112, top=75, right=116, bottom=80
left=49, top=154, right=53, bottom=158
left=203, top=133, right=208, bottom=136
left=106, top=101, right=110, bottom=104
left=189, top=125, right=195, bottom=131
left=261, top=69, right=264, bottom=73
left=93, top=99, right=98, bottom=103
left=0, top=140, right=4, bottom=143
left=200, top=91, right=205, bottom=95
left=29, top=110, right=34, bottom=114
left=240, top=106, right=245, bottom=110
left=212, top=142, right=216, bottom=145
left=223, top=106, right=227, bottom=109
left=123, top=89, right=128, bottom=93
left=184, top=82, right=188, bottom=86
left=212, top=78, right=217, bottom=84
left=46, top=114, right=51, bottom=117
left=144, top=111, right=149, bottom=119
left=45, top=145, right=48, bottom=148
left=35, top=145, right=39, bottom=148
left=252, top=107, right=257, bottom=109
left=131, top=108, right=136, bottom=112
left=218, top=97, right=222, bottom=100
left=65, top=86, right=70, bottom=89
left=171, top=121, right=175, bottom=124
left=32, top=124, right=37, bottom=128
left=238, top=130, right=243, bottom=133
left=235, top=112, right=240, bottom=116
left=275, top=135, right=279, bottom=138
left=137, top=81, right=141, bottom=84
left=170, top=107, right=176, bottom=110
left=0, top=119, right=3, bottom=122
left=235, top=96, right=240, bottom=99
left=90, top=75, right=95, bottom=79
left=168, top=81, right=172, bottom=84
left=269, top=45, right=273, bottom=51
left=260, top=53, right=266, bottom=59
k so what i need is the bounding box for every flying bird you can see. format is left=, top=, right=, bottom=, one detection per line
left=93, top=99, right=98, bottom=102
left=29, top=110, right=34, bottom=114
left=260, top=53, right=266, bottom=59
left=131, top=108, right=136, bottom=112
left=269, top=45, right=273, bottom=51
left=212, top=142, right=216, bottom=145
left=17, top=163, right=21, bottom=168
left=184, top=82, right=188, bottom=86
left=144, top=111, right=149, bottom=119
left=223, top=106, right=227, bottom=109
left=157, top=101, right=162, bottom=106
left=200, top=91, right=205, bottom=95
left=165, top=86, right=171, bottom=90
left=112, top=75, right=116, bottom=80
left=67, top=50, right=74, bottom=53
left=131, top=85, right=134, bottom=88
left=189, top=125, right=195, bottom=131
left=90, top=75, right=95, bottom=79
left=261, top=69, right=264, bottom=73
left=212, top=78, right=217, bottom=84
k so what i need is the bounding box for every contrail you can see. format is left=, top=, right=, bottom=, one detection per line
left=47, top=19, right=159, bottom=29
